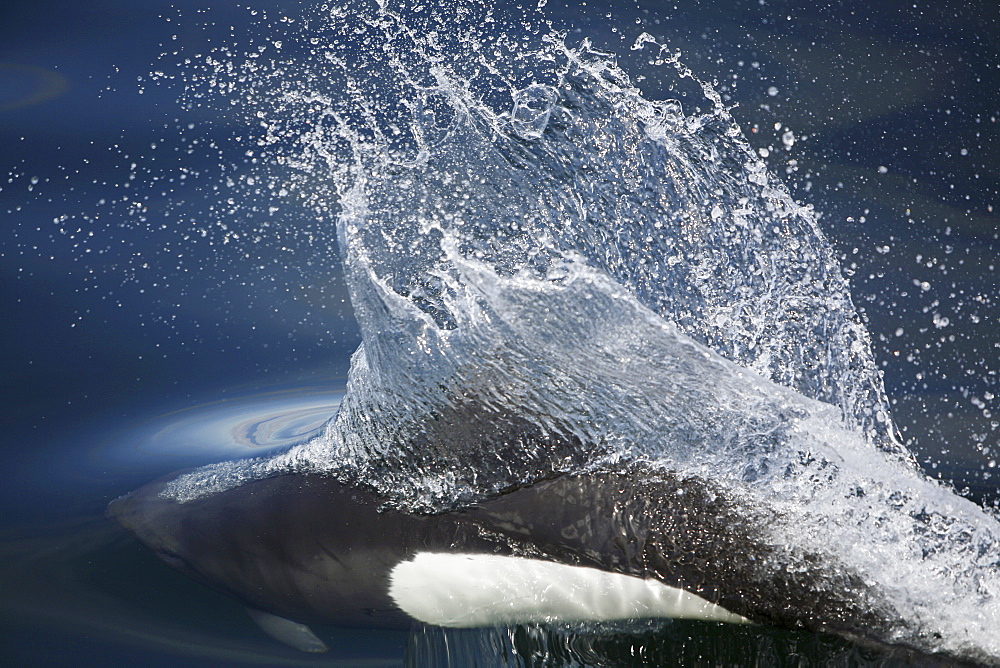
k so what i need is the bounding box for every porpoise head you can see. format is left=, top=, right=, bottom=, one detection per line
left=108, top=472, right=196, bottom=575
left=106, top=468, right=427, bottom=633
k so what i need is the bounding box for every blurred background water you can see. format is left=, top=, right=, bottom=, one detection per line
left=1, top=0, right=997, bottom=665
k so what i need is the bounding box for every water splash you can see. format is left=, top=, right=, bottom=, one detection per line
left=183, top=0, right=907, bottom=495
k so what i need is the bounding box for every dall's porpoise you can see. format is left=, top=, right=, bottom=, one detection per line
left=109, top=461, right=900, bottom=654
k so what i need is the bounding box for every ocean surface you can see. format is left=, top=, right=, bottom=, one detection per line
left=1, top=0, right=998, bottom=665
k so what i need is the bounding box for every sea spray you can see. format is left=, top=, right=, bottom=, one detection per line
left=211, top=0, right=906, bottom=490
left=160, top=1, right=1000, bottom=661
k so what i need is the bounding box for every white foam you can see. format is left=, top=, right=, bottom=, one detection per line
left=388, top=552, right=749, bottom=627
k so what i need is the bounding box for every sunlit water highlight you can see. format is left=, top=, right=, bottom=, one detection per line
left=111, top=388, right=343, bottom=464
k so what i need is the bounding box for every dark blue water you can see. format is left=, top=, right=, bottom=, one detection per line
left=2, top=0, right=998, bottom=665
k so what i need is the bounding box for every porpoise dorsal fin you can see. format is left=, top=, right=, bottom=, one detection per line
left=246, top=607, right=329, bottom=652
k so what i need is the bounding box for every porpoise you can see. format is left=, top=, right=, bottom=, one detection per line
left=108, top=461, right=900, bottom=655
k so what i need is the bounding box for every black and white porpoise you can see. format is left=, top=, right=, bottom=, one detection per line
left=107, top=461, right=903, bottom=655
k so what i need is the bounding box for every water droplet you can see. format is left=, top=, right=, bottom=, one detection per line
left=510, top=84, right=558, bottom=141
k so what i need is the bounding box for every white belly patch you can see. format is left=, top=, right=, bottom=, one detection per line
left=388, top=552, right=749, bottom=627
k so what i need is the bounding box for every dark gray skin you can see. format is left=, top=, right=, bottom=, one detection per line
left=108, top=463, right=904, bottom=645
